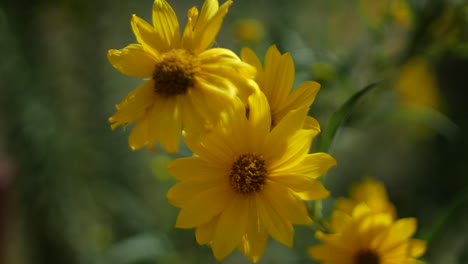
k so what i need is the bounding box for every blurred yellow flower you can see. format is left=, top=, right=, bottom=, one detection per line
left=390, top=0, right=413, bottom=30
left=358, top=0, right=389, bottom=28
left=107, top=0, right=256, bottom=153
left=396, top=57, right=441, bottom=110
left=309, top=204, right=427, bottom=264
left=167, top=91, right=336, bottom=262
left=336, top=178, right=397, bottom=219
left=241, top=45, right=321, bottom=128
left=234, top=18, right=265, bottom=42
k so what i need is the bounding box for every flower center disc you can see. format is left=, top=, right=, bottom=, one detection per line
left=229, top=153, right=267, bottom=194
left=153, top=49, right=200, bottom=96
left=355, top=249, right=380, bottom=264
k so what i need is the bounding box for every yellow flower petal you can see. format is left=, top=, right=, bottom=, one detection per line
left=329, top=210, right=353, bottom=233
left=241, top=47, right=263, bottom=73
left=175, top=185, right=232, bottom=228
left=107, top=44, right=156, bottom=77
left=274, top=152, right=337, bottom=178
left=128, top=115, right=150, bottom=150
left=269, top=174, right=330, bottom=201
left=167, top=157, right=225, bottom=181
left=146, top=96, right=164, bottom=147
left=408, top=239, right=427, bottom=258
left=212, top=195, right=248, bottom=261
left=381, top=218, right=417, bottom=251
left=167, top=177, right=224, bottom=207
left=130, top=15, right=163, bottom=57
left=277, top=81, right=320, bottom=117
left=109, top=80, right=156, bottom=128
left=192, top=0, right=233, bottom=53
left=308, top=244, right=354, bottom=264
left=264, top=108, right=308, bottom=161
left=263, top=45, right=294, bottom=112
left=238, top=199, right=268, bottom=263
left=263, top=180, right=312, bottom=224
left=152, top=0, right=180, bottom=49
left=268, top=129, right=314, bottom=171
left=195, top=215, right=218, bottom=245
left=246, top=91, right=271, bottom=152
left=158, top=96, right=182, bottom=153
left=256, top=193, right=294, bottom=247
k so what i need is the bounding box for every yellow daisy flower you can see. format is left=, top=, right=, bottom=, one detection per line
left=241, top=45, right=321, bottom=128
left=309, top=204, right=427, bottom=264
left=336, top=178, right=397, bottom=219
left=108, top=0, right=257, bottom=153
left=166, top=91, right=336, bottom=262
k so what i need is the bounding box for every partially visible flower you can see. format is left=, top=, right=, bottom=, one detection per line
left=241, top=45, right=321, bottom=128
left=358, top=0, right=390, bottom=28
left=167, top=91, right=336, bottom=262
left=233, top=18, right=265, bottom=42
left=390, top=0, right=413, bottom=30
left=336, top=178, right=397, bottom=219
left=108, top=0, right=257, bottom=153
left=396, top=57, right=441, bottom=111
left=309, top=204, right=427, bottom=264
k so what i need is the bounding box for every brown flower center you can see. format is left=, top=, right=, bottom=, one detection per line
left=354, top=249, right=380, bottom=264
left=229, top=153, right=267, bottom=194
left=153, top=49, right=200, bottom=96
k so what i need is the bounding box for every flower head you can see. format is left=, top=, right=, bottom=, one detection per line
left=309, top=204, right=427, bottom=264
left=166, top=91, right=336, bottom=262
left=108, top=0, right=257, bottom=153
left=336, top=178, right=397, bottom=219
left=241, top=45, right=321, bottom=128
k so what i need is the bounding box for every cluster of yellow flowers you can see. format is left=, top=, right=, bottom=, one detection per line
left=106, top=0, right=426, bottom=263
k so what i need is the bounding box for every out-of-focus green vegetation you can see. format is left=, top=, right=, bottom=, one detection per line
left=1, top=0, right=468, bottom=263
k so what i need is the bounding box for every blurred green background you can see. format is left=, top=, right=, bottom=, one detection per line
left=1, top=0, right=468, bottom=263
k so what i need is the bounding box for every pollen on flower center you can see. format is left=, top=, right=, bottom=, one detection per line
left=229, top=153, right=267, bottom=194
left=153, top=49, right=200, bottom=96
left=354, top=249, right=380, bottom=264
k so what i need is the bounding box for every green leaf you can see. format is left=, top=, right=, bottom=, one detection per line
left=318, top=82, right=381, bottom=152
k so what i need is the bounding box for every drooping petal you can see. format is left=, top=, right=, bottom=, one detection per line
left=109, top=80, right=156, bottom=128
left=175, top=184, right=232, bottom=228
left=146, top=95, right=164, bottom=147
left=263, top=180, right=312, bottom=225
left=128, top=115, right=150, bottom=150
left=256, top=192, right=294, bottom=247
left=107, top=44, right=156, bottom=77
left=237, top=198, right=268, bottom=263
left=158, top=96, right=182, bottom=153
left=195, top=215, right=218, bottom=245
left=152, top=0, right=180, bottom=49
left=181, top=7, right=198, bottom=48
left=212, top=195, right=248, bottom=261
